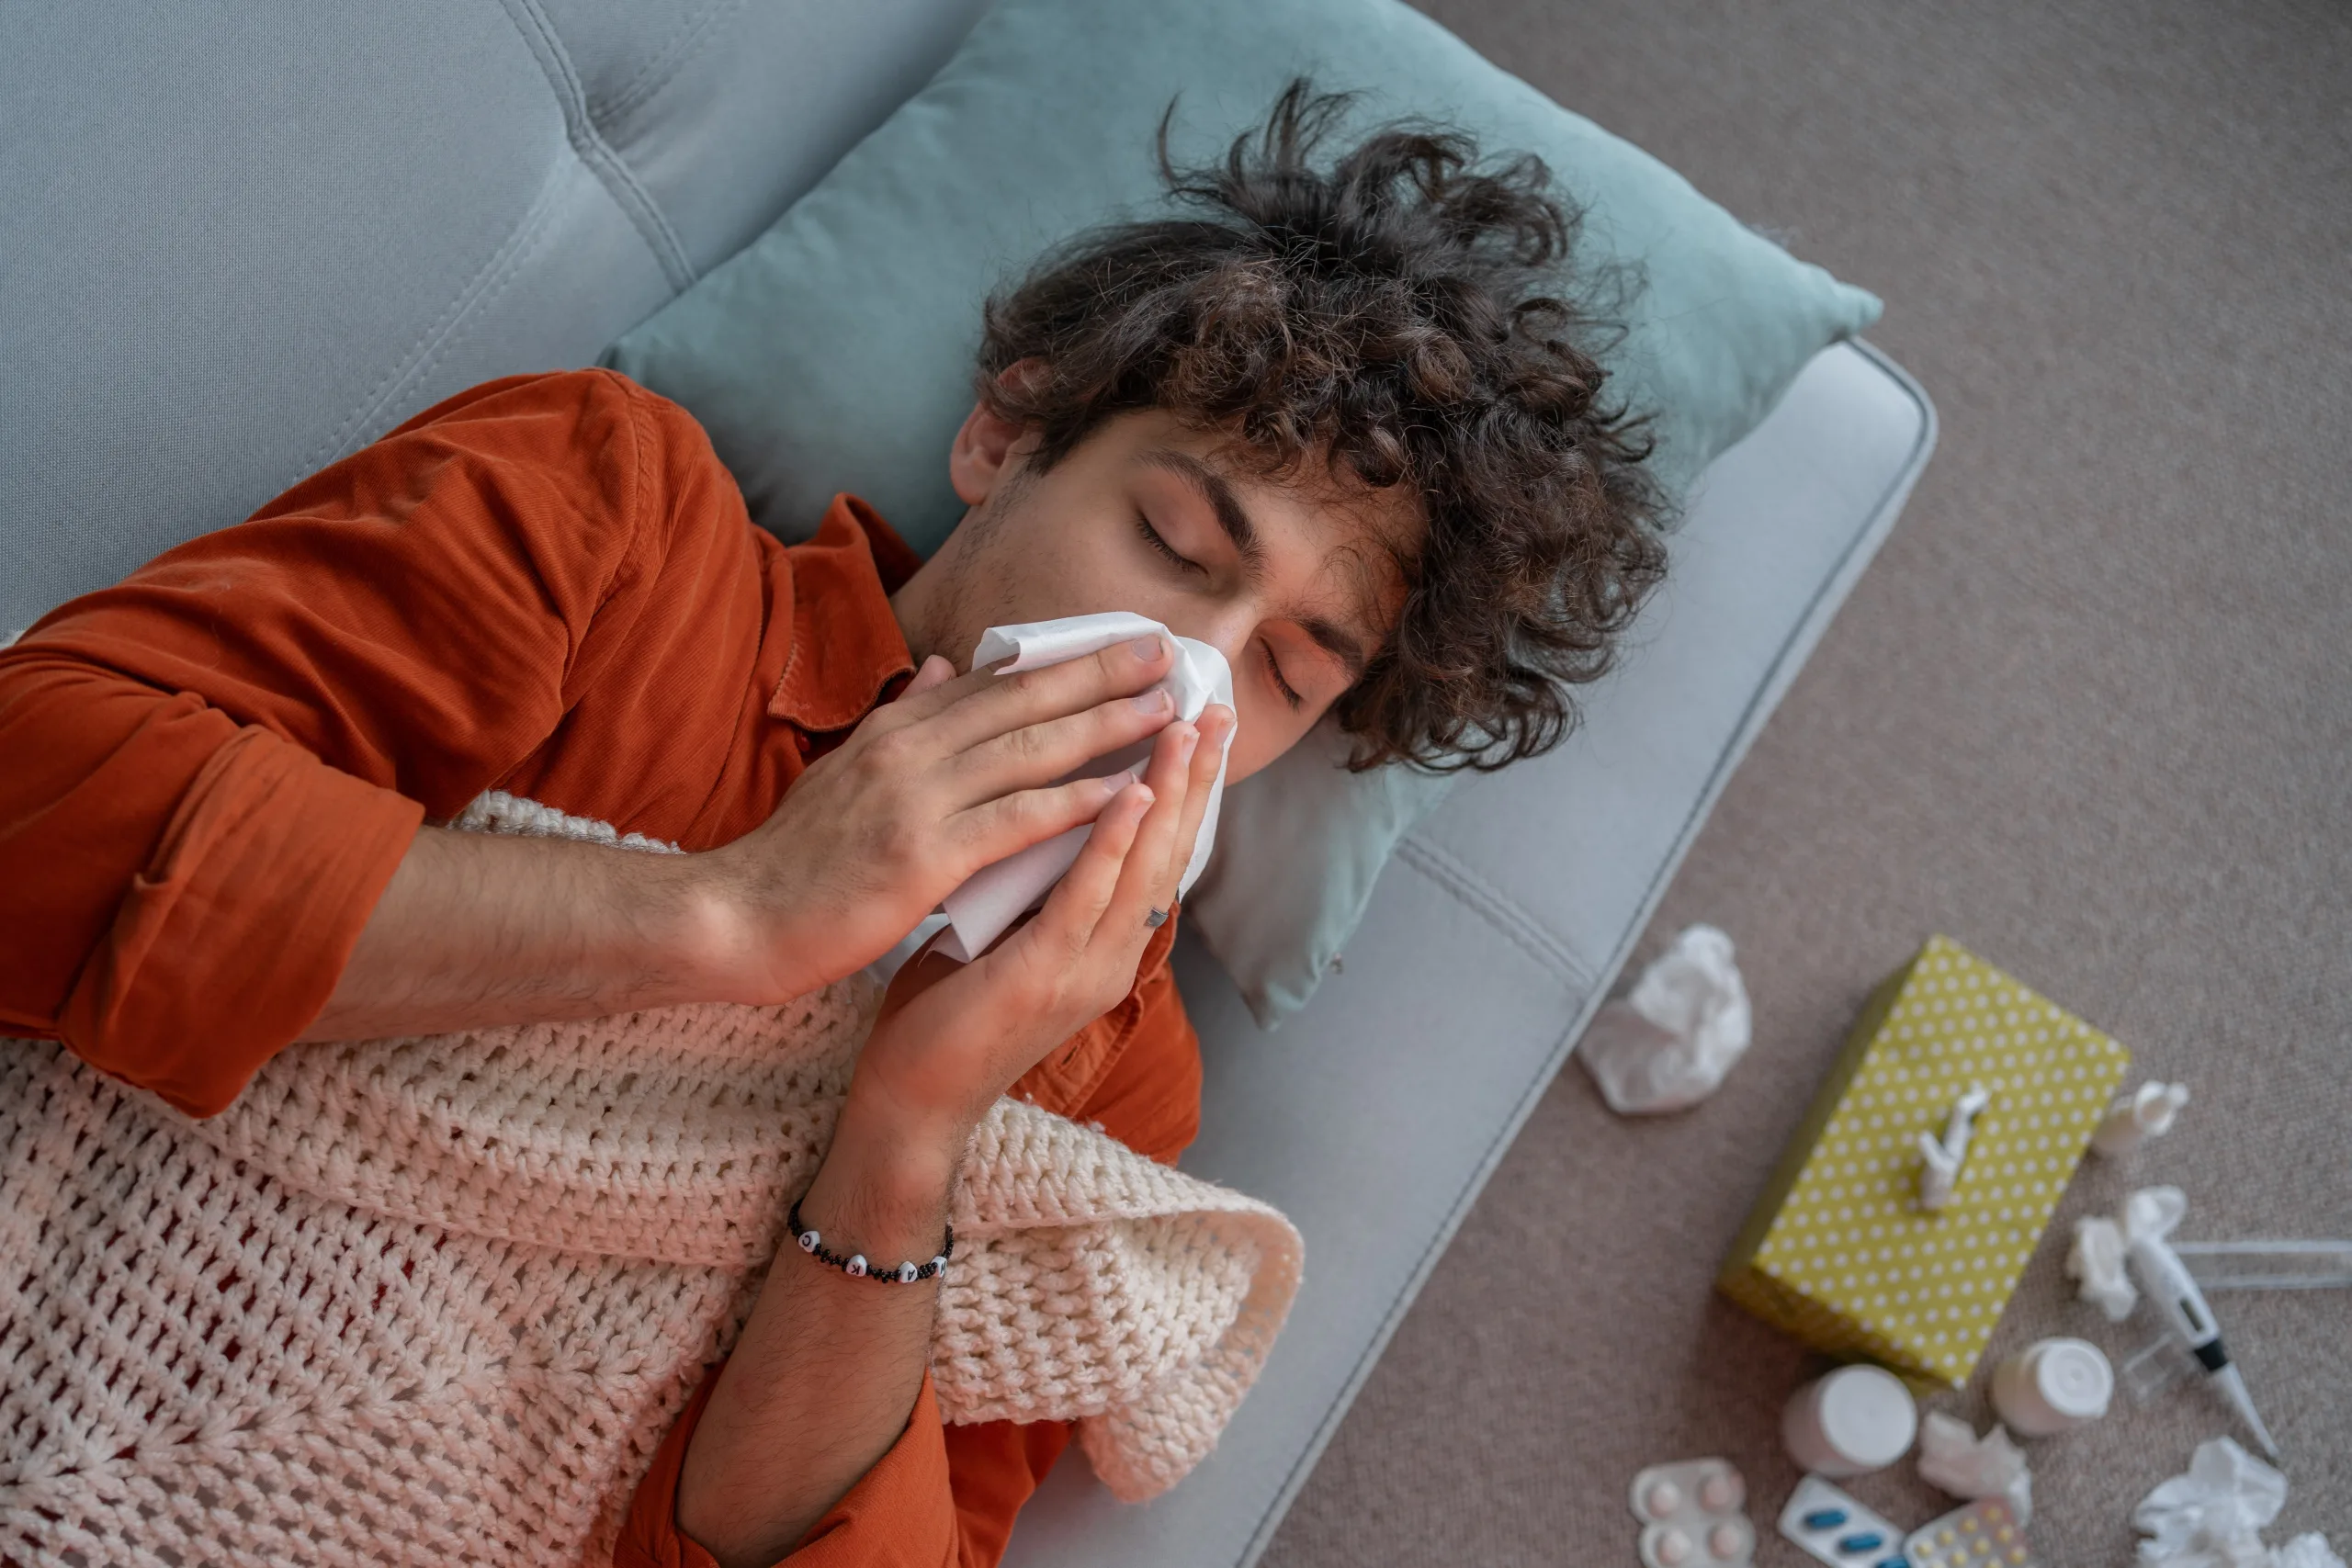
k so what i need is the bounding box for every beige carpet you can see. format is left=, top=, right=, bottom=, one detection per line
left=1265, top=0, right=2352, bottom=1562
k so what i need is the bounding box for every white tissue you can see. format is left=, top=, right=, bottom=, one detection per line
left=2095, top=1080, right=2191, bottom=1157
left=2132, top=1438, right=2312, bottom=1568
left=933, top=612, right=1234, bottom=964
left=1917, top=1085, right=1995, bottom=1213
left=2069, top=1186, right=2188, bottom=1322
left=1577, top=924, right=1752, bottom=1114
left=1917, top=1413, right=2033, bottom=1525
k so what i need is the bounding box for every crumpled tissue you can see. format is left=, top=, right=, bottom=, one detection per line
left=1578, top=924, right=1752, bottom=1114
left=2069, top=1184, right=2188, bottom=1322
left=2133, top=1438, right=2340, bottom=1568
left=1917, top=1412, right=2033, bottom=1524
left=933, top=612, right=1233, bottom=963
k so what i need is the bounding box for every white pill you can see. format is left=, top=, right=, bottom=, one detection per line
left=1709, top=1523, right=1745, bottom=1560
left=1646, top=1482, right=1683, bottom=1517
left=1656, top=1528, right=1693, bottom=1566
left=1699, top=1470, right=1742, bottom=1511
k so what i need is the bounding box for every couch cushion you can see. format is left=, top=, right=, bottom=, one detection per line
left=0, top=0, right=986, bottom=634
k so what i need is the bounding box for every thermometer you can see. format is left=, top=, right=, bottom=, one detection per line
left=2126, top=1226, right=2280, bottom=1458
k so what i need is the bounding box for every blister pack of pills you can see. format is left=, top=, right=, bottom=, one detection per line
left=1903, top=1497, right=2033, bottom=1568
left=1776, top=1475, right=1909, bottom=1568
left=1628, top=1458, right=1754, bottom=1568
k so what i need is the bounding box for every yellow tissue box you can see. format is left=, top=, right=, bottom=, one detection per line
left=1718, top=935, right=2131, bottom=1387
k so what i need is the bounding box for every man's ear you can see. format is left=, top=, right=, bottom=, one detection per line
left=947, top=400, right=1025, bottom=505
left=947, top=361, right=1049, bottom=505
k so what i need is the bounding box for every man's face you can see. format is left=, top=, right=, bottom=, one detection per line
left=892, top=402, right=1419, bottom=784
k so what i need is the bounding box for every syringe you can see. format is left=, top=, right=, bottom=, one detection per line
left=2126, top=1225, right=2281, bottom=1459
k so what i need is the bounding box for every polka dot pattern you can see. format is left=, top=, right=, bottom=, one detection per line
left=1724, top=936, right=2130, bottom=1386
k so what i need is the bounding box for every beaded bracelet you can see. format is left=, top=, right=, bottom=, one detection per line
left=787, top=1196, right=954, bottom=1284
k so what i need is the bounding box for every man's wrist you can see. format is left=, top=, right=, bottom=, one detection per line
left=801, top=1088, right=965, bottom=1260
left=660, top=850, right=815, bottom=1003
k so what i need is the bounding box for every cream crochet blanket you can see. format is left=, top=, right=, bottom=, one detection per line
left=0, top=795, right=1301, bottom=1568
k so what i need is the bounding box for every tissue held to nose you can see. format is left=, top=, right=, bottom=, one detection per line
left=932, top=612, right=1235, bottom=963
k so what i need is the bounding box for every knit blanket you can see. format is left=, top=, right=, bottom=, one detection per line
left=0, top=796, right=1302, bottom=1568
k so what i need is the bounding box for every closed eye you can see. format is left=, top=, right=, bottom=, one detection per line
left=1261, top=638, right=1303, bottom=710
left=1134, top=512, right=1205, bottom=577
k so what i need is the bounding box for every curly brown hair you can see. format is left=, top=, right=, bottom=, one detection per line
left=978, top=82, right=1669, bottom=772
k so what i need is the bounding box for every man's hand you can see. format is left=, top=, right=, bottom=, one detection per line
left=844, top=694, right=1229, bottom=1148
left=304, top=634, right=1196, bottom=1043
left=675, top=696, right=1232, bottom=1568
left=698, top=634, right=1194, bottom=1002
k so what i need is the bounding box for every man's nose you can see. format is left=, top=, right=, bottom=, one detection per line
left=1160, top=605, right=1259, bottom=677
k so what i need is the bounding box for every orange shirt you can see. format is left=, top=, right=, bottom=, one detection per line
left=0, top=369, right=1204, bottom=1568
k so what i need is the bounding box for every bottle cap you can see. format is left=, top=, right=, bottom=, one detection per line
left=1816, top=1366, right=1917, bottom=1467
left=1782, top=1365, right=1917, bottom=1476
left=2030, top=1337, right=2113, bottom=1419
left=1991, top=1336, right=2113, bottom=1434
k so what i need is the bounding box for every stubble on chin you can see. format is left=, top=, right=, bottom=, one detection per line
left=898, top=468, right=1029, bottom=673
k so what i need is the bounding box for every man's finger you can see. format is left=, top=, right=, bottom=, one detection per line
left=944, top=687, right=1179, bottom=805
left=873, top=653, right=1014, bottom=731
left=1092, top=722, right=1194, bottom=957
left=922, top=636, right=1173, bottom=755
left=1162, top=704, right=1231, bottom=887
left=902, top=653, right=957, bottom=699
left=1023, top=781, right=1153, bottom=959
left=942, top=774, right=1125, bottom=873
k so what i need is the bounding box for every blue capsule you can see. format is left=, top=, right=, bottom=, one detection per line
left=1803, top=1509, right=1849, bottom=1529
left=1876, top=1559, right=1908, bottom=1568
left=1837, top=1533, right=1885, bottom=1553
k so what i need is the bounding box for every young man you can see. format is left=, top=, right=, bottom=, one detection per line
left=0, top=87, right=1663, bottom=1567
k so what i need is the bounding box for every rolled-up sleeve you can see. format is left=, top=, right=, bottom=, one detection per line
left=618, top=1372, right=1032, bottom=1568
left=0, top=369, right=698, bottom=1114
left=614, top=931, right=1203, bottom=1568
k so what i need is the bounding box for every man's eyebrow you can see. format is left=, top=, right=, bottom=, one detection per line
left=1300, top=615, right=1372, bottom=681
left=1141, top=449, right=1262, bottom=572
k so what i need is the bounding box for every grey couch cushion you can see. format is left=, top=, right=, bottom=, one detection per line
left=0, top=0, right=986, bottom=633
left=1004, top=339, right=1936, bottom=1568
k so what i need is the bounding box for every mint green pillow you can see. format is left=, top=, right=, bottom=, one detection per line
left=605, top=0, right=1879, bottom=1023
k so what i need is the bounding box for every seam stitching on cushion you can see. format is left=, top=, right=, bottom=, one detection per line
left=492, top=0, right=697, bottom=292
left=352, top=175, right=566, bottom=468
left=594, top=0, right=747, bottom=126
left=298, top=157, right=572, bottom=475
left=1391, top=836, right=1589, bottom=986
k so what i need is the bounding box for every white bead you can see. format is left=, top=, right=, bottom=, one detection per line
left=897, top=1262, right=919, bottom=1283
left=797, top=1230, right=819, bottom=1253
left=845, top=1255, right=866, bottom=1277
left=930, top=1255, right=948, bottom=1275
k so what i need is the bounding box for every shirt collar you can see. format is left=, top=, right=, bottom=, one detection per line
left=767, top=494, right=922, bottom=733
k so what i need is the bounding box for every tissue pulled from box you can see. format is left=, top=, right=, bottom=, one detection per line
left=933, top=612, right=1233, bottom=963
left=1578, top=924, right=1752, bottom=1113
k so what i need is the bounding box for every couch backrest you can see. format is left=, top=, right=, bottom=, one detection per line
left=0, top=0, right=988, bottom=632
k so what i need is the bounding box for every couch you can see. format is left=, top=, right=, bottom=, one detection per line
left=0, top=4, right=1933, bottom=1564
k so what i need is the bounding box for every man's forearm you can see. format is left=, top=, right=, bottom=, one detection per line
left=300, top=825, right=755, bottom=1042
left=676, top=1092, right=965, bottom=1567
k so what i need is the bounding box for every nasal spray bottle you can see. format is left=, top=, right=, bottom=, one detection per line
left=2126, top=1224, right=2281, bottom=1459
